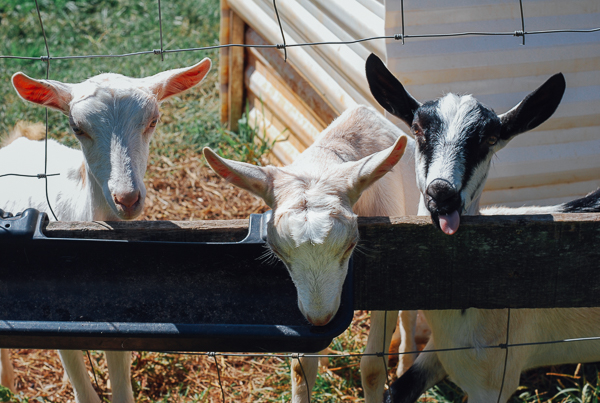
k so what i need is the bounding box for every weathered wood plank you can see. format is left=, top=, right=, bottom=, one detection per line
left=228, top=10, right=245, bottom=132
left=43, top=214, right=600, bottom=310
left=353, top=214, right=600, bottom=310
left=219, top=0, right=230, bottom=125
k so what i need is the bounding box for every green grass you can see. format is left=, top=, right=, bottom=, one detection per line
left=0, top=385, right=43, bottom=403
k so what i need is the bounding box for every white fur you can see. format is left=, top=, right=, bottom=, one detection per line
left=0, top=58, right=211, bottom=402
left=204, top=105, right=419, bottom=403
left=425, top=95, right=477, bottom=192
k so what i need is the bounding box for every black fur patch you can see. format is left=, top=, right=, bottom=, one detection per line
left=459, top=103, right=501, bottom=193
left=383, top=365, right=429, bottom=403
left=413, top=100, right=444, bottom=181
left=561, top=188, right=600, bottom=213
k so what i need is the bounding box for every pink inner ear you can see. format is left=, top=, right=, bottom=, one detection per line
left=376, top=140, right=405, bottom=176
left=207, top=153, right=244, bottom=187
left=160, top=62, right=211, bottom=100
left=13, top=75, right=58, bottom=108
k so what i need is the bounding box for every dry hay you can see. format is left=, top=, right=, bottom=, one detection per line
left=143, top=153, right=269, bottom=222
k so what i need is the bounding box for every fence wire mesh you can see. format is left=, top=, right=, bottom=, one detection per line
left=0, top=0, right=600, bottom=401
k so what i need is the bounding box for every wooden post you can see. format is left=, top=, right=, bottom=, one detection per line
left=219, top=0, right=230, bottom=125
left=228, top=11, right=245, bottom=132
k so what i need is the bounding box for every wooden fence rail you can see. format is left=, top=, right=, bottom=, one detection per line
left=44, top=213, right=600, bottom=311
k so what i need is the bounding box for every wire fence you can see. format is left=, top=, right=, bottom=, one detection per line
left=1, top=0, right=600, bottom=401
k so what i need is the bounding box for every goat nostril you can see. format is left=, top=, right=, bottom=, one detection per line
left=114, top=191, right=141, bottom=209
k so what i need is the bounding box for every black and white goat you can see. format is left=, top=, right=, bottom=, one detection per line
left=366, top=53, right=600, bottom=403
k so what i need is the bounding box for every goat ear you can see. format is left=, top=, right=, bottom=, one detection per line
left=203, top=147, right=275, bottom=207
left=499, top=73, right=566, bottom=141
left=147, top=58, right=212, bottom=101
left=12, top=73, right=72, bottom=114
left=365, top=53, right=420, bottom=126
left=347, top=135, right=408, bottom=205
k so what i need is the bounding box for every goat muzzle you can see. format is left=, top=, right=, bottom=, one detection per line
left=426, top=179, right=462, bottom=235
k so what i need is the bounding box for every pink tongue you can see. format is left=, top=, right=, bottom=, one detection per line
left=438, top=211, right=460, bottom=235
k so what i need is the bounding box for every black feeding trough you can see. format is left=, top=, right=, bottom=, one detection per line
left=0, top=209, right=354, bottom=353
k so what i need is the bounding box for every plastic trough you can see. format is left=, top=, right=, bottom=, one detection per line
left=0, top=209, right=354, bottom=353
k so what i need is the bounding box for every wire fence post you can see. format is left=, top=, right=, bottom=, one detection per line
left=157, top=0, right=164, bottom=61
left=33, top=0, right=59, bottom=221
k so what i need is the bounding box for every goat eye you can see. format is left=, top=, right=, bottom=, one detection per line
left=71, top=126, right=85, bottom=136
left=488, top=136, right=498, bottom=146
left=149, top=119, right=158, bottom=128
left=412, top=125, right=424, bottom=137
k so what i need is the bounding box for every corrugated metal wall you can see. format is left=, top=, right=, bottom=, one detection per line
left=225, top=0, right=599, bottom=207
left=384, top=0, right=600, bottom=207
left=227, top=0, right=388, bottom=164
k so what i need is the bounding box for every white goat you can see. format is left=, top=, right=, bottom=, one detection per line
left=0, top=58, right=211, bottom=403
left=203, top=105, right=421, bottom=403
left=366, top=53, right=600, bottom=403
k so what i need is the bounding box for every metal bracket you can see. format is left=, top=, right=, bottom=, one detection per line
left=0, top=208, right=47, bottom=240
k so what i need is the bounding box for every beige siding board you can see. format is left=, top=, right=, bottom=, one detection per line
left=248, top=94, right=308, bottom=155
left=523, top=114, right=600, bottom=132
left=295, top=43, right=377, bottom=108
left=387, top=46, right=600, bottom=76
left=268, top=0, right=375, bottom=105
left=245, top=28, right=338, bottom=128
left=482, top=178, right=600, bottom=207
left=486, top=163, right=600, bottom=191
left=246, top=67, right=321, bottom=149
left=509, top=126, right=600, bottom=148
left=487, top=139, right=600, bottom=187
left=400, top=70, right=600, bottom=100
left=306, top=0, right=385, bottom=57
left=248, top=107, right=300, bottom=165
left=387, top=57, right=599, bottom=88
left=385, top=1, right=598, bottom=28
left=247, top=49, right=327, bottom=135
left=265, top=4, right=376, bottom=109
left=296, top=0, right=373, bottom=60
left=356, top=0, right=385, bottom=19
left=228, top=0, right=357, bottom=113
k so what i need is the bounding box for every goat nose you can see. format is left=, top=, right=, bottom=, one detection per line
left=426, top=179, right=458, bottom=203
left=114, top=191, right=140, bottom=208
left=306, top=313, right=333, bottom=327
